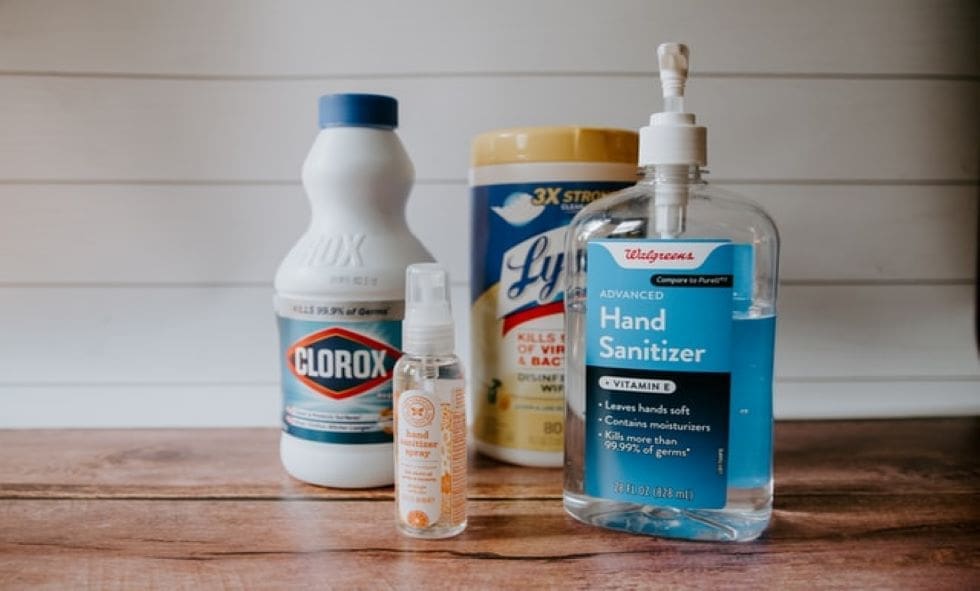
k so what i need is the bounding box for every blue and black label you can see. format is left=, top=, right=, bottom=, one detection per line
left=471, top=181, right=634, bottom=317
left=584, top=240, right=734, bottom=508
left=276, top=297, right=403, bottom=444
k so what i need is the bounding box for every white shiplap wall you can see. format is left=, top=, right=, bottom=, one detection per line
left=0, top=0, right=977, bottom=426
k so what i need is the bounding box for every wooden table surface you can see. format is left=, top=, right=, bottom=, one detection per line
left=0, top=419, right=977, bottom=589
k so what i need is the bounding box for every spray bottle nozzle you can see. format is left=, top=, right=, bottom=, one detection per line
left=403, top=263, right=455, bottom=355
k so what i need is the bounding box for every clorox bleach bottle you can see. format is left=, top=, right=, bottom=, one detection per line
left=275, top=93, right=432, bottom=488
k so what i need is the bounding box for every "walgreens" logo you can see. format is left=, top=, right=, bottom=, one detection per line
left=623, top=248, right=696, bottom=263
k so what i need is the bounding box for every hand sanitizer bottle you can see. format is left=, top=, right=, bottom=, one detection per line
left=562, top=43, right=779, bottom=542
left=393, top=264, right=467, bottom=538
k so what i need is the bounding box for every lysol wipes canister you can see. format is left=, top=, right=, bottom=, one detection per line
left=470, top=127, right=638, bottom=466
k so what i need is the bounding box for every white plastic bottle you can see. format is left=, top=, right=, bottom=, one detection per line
left=275, top=93, right=432, bottom=488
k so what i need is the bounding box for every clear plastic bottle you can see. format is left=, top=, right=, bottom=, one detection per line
left=562, top=44, right=779, bottom=541
left=275, top=94, right=432, bottom=488
left=393, top=264, right=467, bottom=538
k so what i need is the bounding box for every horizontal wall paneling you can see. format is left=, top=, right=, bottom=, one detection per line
left=1, top=0, right=975, bottom=77
left=0, top=285, right=974, bottom=386
left=0, top=184, right=973, bottom=284
left=0, top=77, right=976, bottom=182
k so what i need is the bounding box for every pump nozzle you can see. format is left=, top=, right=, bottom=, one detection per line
left=638, top=41, right=705, bottom=168
left=658, top=43, right=690, bottom=112
left=638, top=42, right=707, bottom=239
left=403, top=263, right=455, bottom=355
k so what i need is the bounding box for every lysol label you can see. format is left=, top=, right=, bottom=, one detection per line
left=471, top=181, right=634, bottom=453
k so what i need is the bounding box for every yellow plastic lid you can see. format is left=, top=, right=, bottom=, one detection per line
left=471, top=126, right=639, bottom=167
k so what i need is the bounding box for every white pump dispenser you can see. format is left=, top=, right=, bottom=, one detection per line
left=638, top=43, right=708, bottom=238
left=638, top=43, right=707, bottom=167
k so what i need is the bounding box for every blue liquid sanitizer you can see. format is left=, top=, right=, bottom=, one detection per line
left=563, top=43, right=779, bottom=542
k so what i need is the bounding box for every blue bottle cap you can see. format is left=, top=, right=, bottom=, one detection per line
left=318, top=93, right=398, bottom=129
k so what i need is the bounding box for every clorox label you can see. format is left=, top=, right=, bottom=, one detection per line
left=276, top=297, right=403, bottom=444
left=287, top=327, right=400, bottom=400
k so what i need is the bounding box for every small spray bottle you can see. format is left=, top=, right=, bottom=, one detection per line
left=393, top=264, right=467, bottom=539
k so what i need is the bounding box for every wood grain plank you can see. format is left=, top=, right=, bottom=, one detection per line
left=0, top=420, right=975, bottom=499
left=0, top=428, right=560, bottom=501
left=0, top=0, right=975, bottom=76
left=0, top=77, right=976, bottom=182
left=0, top=495, right=976, bottom=590
left=0, top=285, right=973, bottom=388
left=0, top=184, right=973, bottom=284
left=772, top=418, right=980, bottom=495
left=0, top=420, right=976, bottom=588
